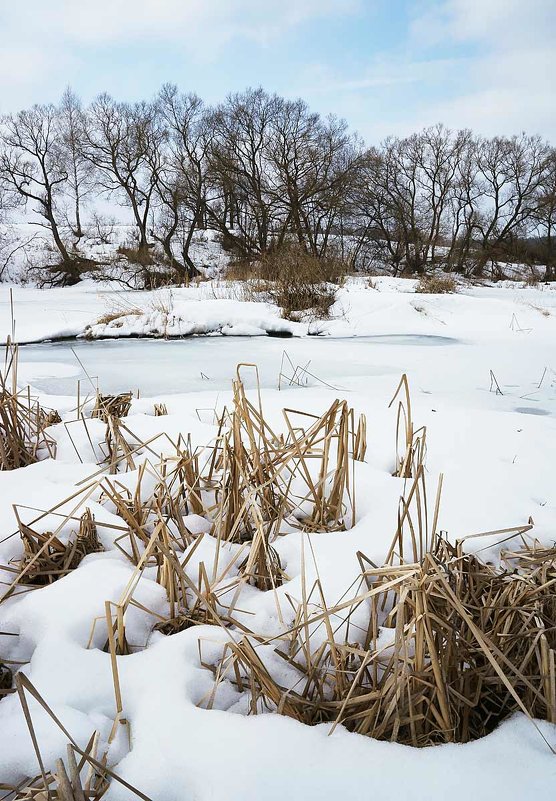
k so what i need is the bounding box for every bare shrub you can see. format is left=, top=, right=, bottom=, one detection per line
left=225, top=258, right=255, bottom=281
left=88, top=212, right=117, bottom=246
left=115, top=244, right=176, bottom=289
left=524, top=268, right=542, bottom=287
left=239, top=244, right=347, bottom=320
left=416, top=274, right=457, bottom=294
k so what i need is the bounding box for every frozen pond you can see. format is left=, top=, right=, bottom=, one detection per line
left=17, top=334, right=459, bottom=396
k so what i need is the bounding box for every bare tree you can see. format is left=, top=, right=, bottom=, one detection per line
left=1, top=83, right=555, bottom=287
left=0, top=161, right=35, bottom=281
left=444, top=134, right=481, bottom=273
left=471, top=133, right=550, bottom=274
left=0, top=176, right=13, bottom=220
left=208, top=88, right=283, bottom=255
left=207, top=89, right=359, bottom=263
left=353, top=127, right=470, bottom=274
left=270, top=99, right=361, bottom=258
left=532, top=149, right=556, bottom=280
left=58, top=87, right=91, bottom=242
left=84, top=95, right=163, bottom=257
left=149, top=84, right=211, bottom=280
left=0, top=104, right=89, bottom=284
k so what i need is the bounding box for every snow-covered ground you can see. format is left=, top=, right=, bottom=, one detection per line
left=2, top=274, right=556, bottom=343
left=0, top=222, right=229, bottom=287
left=1, top=278, right=556, bottom=799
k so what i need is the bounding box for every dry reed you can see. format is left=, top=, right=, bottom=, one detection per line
left=5, top=350, right=553, bottom=760
left=1, top=341, right=58, bottom=470
left=0, top=674, right=153, bottom=800
left=9, top=508, right=103, bottom=589
left=202, top=377, right=556, bottom=749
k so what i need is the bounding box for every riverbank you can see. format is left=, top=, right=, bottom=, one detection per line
left=2, top=276, right=556, bottom=345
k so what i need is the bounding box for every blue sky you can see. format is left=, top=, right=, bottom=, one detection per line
left=0, top=0, right=554, bottom=143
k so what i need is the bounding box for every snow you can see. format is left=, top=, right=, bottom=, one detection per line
left=0, top=276, right=556, bottom=798
left=0, top=223, right=229, bottom=286
left=1, top=275, right=555, bottom=345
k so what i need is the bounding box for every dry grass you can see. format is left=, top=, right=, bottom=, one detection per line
left=205, top=531, right=555, bottom=747
left=200, top=374, right=556, bottom=749
left=94, top=308, right=142, bottom=327
left=1, top=674, right=152, bottom=800
left=233, top=245, right=347, bottom=320
left=388, top=374, right=427, bottom=479
left=92, top=392, right=133, bottom=422
left=92, top=296, right=144, bottom=329
left=2, top=361, right=366, bottom=646
left=10, top=509, right=103, bottom=590
left=117, top=244, right=155, bottom=268
left=416, top=274, right=457, bottom=294
left=3, top=349, right=555, bottom=764
left=1, top=341, right=59, bottom=470
left=524, top=268, right=543, bottom=287
left=223, top=259, right=255, bottom=282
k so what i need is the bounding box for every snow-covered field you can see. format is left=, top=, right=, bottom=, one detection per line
left=3, top=274, right=556, bottom=342
left=1, top=278, right=556, bottom=799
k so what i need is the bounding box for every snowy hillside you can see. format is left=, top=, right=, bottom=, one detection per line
left=0, top=222, right=229, bottom=286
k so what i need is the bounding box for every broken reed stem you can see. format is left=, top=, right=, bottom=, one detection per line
left=11, top=674, right=153, bottom=800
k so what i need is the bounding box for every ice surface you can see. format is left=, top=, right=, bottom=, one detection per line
left=17, top=335, right=459, bottom=396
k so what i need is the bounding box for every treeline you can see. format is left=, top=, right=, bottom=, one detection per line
left=0, top=85, right=554, bottom=285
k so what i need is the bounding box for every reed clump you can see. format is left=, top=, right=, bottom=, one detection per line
left=3, top=353, right=555, bottom=763
left=416, top=274, right=457, bottom=294
left=213, top=367, right=357, bottom=541
left=202, top=375, right=556, bottom=748
left=71, top=365, right=365, bottom=643
left=92, top=392, right=133, bottom=422
left=206, top=532, right=556, bottom=747
left=0, top=355, right=372, bottom=795
left=1, top=341, right=58, bottom=470
left=240, top=244, right=346, bottom=320
left=13, top=509, right=103, bottom=589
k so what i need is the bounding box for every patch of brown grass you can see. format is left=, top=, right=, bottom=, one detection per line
left=239, top=244, right=348, bottom=320
left=1, top=342, right=58, bottom=470
left=416, top=274, right=457, bottom=294
left=94, top=308, right=142, bottom=326
left=117, top=244, right=155, bottom=267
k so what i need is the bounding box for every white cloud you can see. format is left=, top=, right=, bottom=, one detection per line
left=406, top=0, right=556, bottom=137
left=298, top=0, right=555, bottom=142
left=2, top=0, right=360, bottom=47
left=301, top=56, right=466, bottom=95
left=411, top=0, right=555, bottom=48
left=0, top=0, right=552, bottom=141
left=0, top=0, right=360, bottom=110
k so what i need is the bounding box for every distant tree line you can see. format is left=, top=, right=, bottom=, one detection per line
left=0, top=86, right=554, bottom=285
